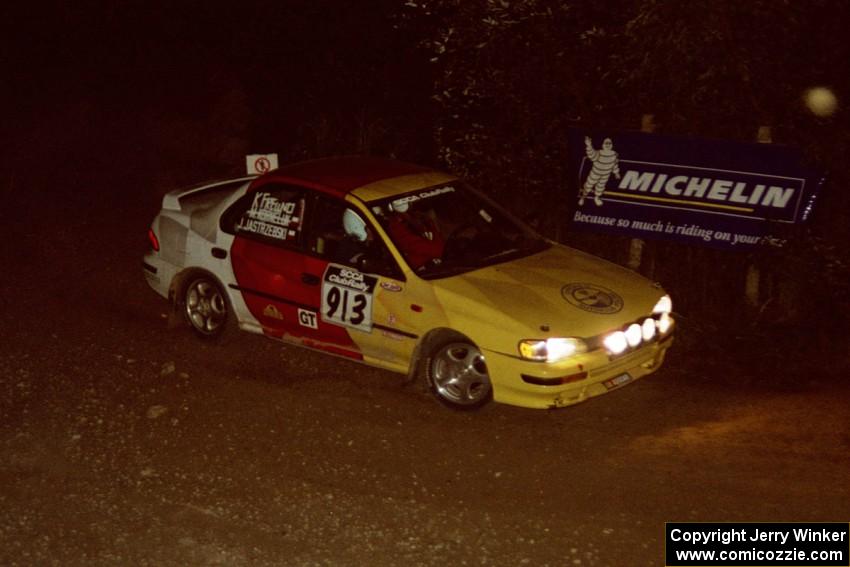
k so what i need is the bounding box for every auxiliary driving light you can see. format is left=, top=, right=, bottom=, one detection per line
left=642, top=317, right=656, bottom=341
left=603, top=331, right=628, bottom=355
left=657, top=312, right=672, bottom=334
left=625, top=323, right=642, bottom=348
left=653, top=294, right=672, bottom=315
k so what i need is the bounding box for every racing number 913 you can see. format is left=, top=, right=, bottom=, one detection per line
left=321, top=265, right=377, bottom=332
left=325, top=286, right=367, bottom=326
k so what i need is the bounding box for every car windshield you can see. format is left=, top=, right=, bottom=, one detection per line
left=368, top=182, right=550, bottom=279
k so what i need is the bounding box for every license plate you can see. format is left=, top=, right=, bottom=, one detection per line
left=603, top=373, right=632, bottom=390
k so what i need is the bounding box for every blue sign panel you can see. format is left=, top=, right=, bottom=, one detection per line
left=567, top=129, right=824, bottom=249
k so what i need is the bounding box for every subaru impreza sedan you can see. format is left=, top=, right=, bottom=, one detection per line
left=143, top=156, right=673, bottom=410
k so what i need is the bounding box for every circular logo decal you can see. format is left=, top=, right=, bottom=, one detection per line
left=561, top=283, right=624, bottom=314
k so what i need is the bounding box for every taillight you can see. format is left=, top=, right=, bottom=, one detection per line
left=147, top=228, right=160, bottom=252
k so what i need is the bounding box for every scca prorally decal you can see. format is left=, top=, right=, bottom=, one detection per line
left=390, top=185, right=455, bottom=209
left=561, top=283, right=624, bottom=314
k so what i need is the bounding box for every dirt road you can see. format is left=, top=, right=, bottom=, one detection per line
left=1, top=203, right=848, bottom=566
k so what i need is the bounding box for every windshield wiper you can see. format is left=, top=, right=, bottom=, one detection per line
left=417, top=263, right=482, bottom=279
left=479, top=238, right=547, bottom=263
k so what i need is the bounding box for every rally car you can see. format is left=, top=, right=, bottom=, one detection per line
left=142, top=156, right=674, bottom=410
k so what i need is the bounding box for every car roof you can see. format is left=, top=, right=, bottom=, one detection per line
left=249, top=156, right=455, bottom=200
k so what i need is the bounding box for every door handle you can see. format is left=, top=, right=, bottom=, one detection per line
left=301, top=273, right=320, bottom=286
left=211, top=247, right=227, bottom=259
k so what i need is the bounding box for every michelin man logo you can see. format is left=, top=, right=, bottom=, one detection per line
left=579, top=136, right=620, bottom=207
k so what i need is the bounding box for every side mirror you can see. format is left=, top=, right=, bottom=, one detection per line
left=357, top=254, right=383, bottom=274
left=357, top=251, right=404, bottom=280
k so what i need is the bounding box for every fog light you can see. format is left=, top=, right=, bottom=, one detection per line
left=604, top=331, right=628, bottom=355
left=653, top=294, right=672, bottom=315
left=657, top=312, right=672, bottom=334
left=642, top=317, right=656, bottom=341
left=625, top=323, right=642, bottom=347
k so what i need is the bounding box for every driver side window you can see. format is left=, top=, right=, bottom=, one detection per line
left=305, top=193, right=404, bottom=281
left=220, top=184, right=305, bottom=249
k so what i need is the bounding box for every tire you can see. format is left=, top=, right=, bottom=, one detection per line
left=181, top=274, right=231, bottom=340
left=425, top=339, right=493, bottom=410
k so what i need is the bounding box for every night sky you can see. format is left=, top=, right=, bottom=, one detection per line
left=3, top=1, right=434, bottom=199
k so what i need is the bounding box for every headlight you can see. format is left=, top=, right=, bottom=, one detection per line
left=652, top=294, right=672, bottom=315
left=518, top=338, right=586, bottom=362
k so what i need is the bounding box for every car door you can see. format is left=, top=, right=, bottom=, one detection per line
left=304, top=193, right=414, bottom=368
left=221, top=183, right=361, bottom=359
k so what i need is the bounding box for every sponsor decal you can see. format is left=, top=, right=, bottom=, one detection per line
left=297, top=308, right=318, bottom=329
left=236, top=192, right=303, bottom=242
left=263, top=304, right=284, bottom=320
left=380, top=281, right=403, bottom=292
left=381, top=330, right=406, bottom=341
left=387, top=185, right=456, bottom=210
left=561, top=283, right=624, bottom=314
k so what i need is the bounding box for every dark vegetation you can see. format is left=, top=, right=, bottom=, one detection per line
left=4, top=1, right=849, bottom=382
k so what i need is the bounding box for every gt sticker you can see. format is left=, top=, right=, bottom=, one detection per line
left=321, top=265, right=378, bottom=332
left=298, top=308, right=318, bottom=329
left=561, top=282, right=624, bottom=314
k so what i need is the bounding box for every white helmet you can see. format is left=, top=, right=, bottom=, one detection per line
left=342, top=209, right=368, bottom=242
left=391, top=199, right=410, bottom=213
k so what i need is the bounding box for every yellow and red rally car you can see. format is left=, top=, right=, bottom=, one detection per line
left=143, top=157, right=674, bottom=410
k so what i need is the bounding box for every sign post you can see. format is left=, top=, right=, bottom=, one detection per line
left=627, top=114, right=657, bottom=272
left=744, top=126, right=775, bottom=307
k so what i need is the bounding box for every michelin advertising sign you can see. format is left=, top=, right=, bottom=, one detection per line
left=568, top=129, right=824, bottom=249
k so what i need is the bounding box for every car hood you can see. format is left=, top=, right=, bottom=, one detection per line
left=430, top=244, right=664, bottom=345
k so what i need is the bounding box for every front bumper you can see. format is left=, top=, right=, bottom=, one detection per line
left=483, top=332, right=674, bottom=409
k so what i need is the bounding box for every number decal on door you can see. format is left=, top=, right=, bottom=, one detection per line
left=321, top=265, right=378, bottom=332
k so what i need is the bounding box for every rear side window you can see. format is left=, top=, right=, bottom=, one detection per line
left=221, top=184, right=306, bottom=247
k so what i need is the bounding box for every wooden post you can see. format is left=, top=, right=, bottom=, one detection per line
left=628, top=114, right=656, bottom=271
left=745, top=126, right=772, bottom=307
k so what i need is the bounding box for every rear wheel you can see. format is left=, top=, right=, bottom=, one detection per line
left=183, top=275, right=230, bottom=339
left=426, top=340, right=492, bottom=410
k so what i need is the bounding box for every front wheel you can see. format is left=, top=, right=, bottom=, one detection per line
left=426, top=340, right=492, bottom=410
left=183, top=275, right=230, bottom=339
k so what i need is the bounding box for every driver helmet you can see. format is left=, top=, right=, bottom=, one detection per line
left=342, top=209, right=368, bottom=242
left=391, top=199, right=410, bottom=213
